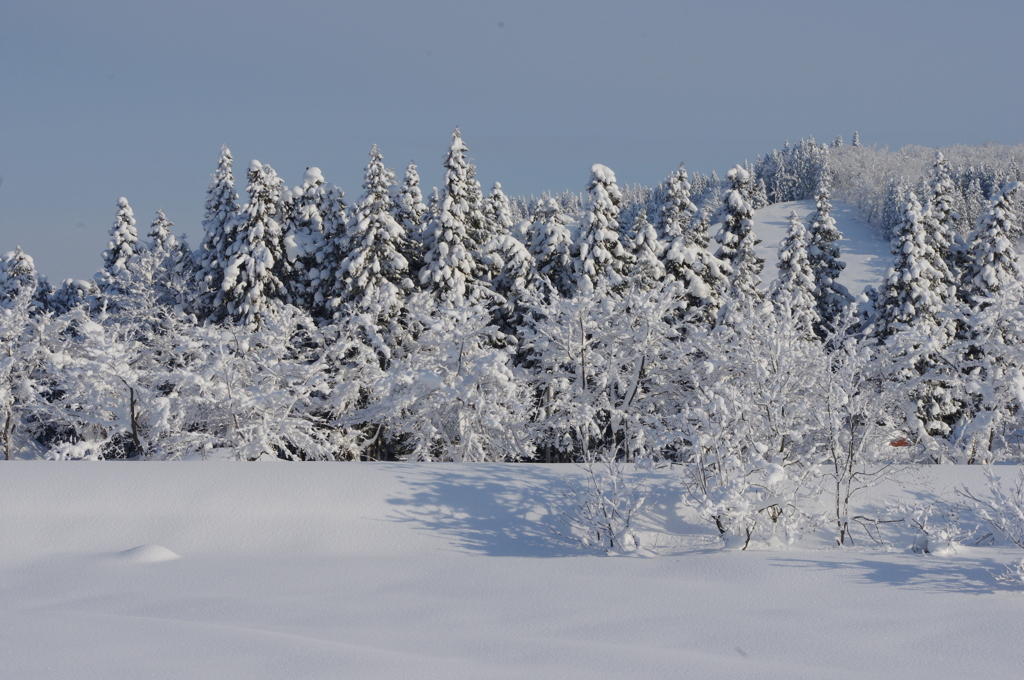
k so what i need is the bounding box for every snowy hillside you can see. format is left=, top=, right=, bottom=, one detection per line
left=3, top=462, right=1023, bottom=679
left=750, top=200, right=892, bottom=295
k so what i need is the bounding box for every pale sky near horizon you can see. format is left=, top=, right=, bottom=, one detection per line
left=2, top=0, right=1022, bottom=280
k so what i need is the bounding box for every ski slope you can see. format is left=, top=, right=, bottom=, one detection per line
left=2, top=462, right=1022, bottom=679
left=751, top=200, right=892, bottom=296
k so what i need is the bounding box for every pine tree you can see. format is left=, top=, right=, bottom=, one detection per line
left=655, top=163, right=698, bottom=244
left=222, top=160, right=287, bottom=328
left=962, top=182, right=1023, bottom=306
left=922, top=152, right=962, bottom=283
left=575, top=164, right=633, bottom=294
left=419, top=129, right=483, bottom=307
left=336, top=145, right=410, bottom=313
left=715, top=165, right=763, bottom=301
left=851, top=131, right=860, bottom=147
left=771, top=211, right=819, bottom=334
left=876, top=192, right=954, bottom=337
left=280, top=167, right=329, bottom=311
left=806, top=165, right=850, bottom=334
left=98, top=197, right=139, bottom=297
left=629, top=207, right=665, bottom=290
left=526, top=196, right=575, bottom=299
left=195, top=145, right=240, bottom=318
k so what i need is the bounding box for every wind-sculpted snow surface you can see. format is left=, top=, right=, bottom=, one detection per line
left=1, top=462, right=1023, bottom=679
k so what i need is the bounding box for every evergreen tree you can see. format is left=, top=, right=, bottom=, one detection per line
left=715, top=165, right=763, bottom=301
left=195, top=145, right=240, bottom=318
left=147, top=209, right=177, bottom=254
left=770, top=211, right=819, bottom=334
left=336, top=145, right=410, bottom=313
left=962, top=182, right=1023, bottom=305
left=419, top=129, right=483, bottom=306
left=98, top=197, right=139, bottom=297
left=922, top=152, right=963, bottom=283
left=393, top=162, right=427, bottom=277
left=655, top=163, right=697, bottom=244
left=806, top=165, right=850, bottom=334
left=851, top=131, right=860, bottom=147
left=575, top=164, right=633, bottom=293
left=316, top=184, right=349, bottom=320
left=526, top=196, right=575, bottom=298
left=280, top=167, right=329, bottom=311
left=876, top=192, right=954, bottom=337
left=485, top=182, right=515, bottom=237
left=222, top=160, right=287, bottom=328
left=663, top=203, right=730, bottom=327
left=0, top=247, right=38, bottom=309
left=629, top=207, right=665, bottom=290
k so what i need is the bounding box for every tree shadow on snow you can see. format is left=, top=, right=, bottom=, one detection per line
left=768, top=554, right=1011, bottom=595
left=385, top=465, right=582, bottom=557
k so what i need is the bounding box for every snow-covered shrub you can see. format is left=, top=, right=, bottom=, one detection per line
left=557, top=458, right=646, bottom=554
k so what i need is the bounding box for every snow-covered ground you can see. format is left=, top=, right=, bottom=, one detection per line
left=751, top=200, right=892, bottom=296
left=3, top=462, right=1022, bottom=679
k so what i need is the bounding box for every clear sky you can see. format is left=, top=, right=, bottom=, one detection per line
left=2, top=0, right=1022, bottom=281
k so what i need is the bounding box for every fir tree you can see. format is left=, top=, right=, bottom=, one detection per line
left=336, top=145, right=410, bottom=313
left=221, top=160, right=287, bottom=328
left=962, top=182, right=1023, bottom=305
left=485, top=182, right=515, bottom=237
left=195, top=145, right=240, bottom=318
left=575, top=164, right=633, bottom=294
left=922, top=152, right=963, bottom=283
left=851, top=131, right=860, bottom=147
left=663, top=203, right=730, bottom=327
left=316, top=184, right=349, bottom=319
left=419, top=129, right=483, bottom=306
left=98, top=197, right=139, bottom=297
left=655, top=163, right=698, bottom=244
left=393, top=162, right=427, bottom=277
left=280, top=167, right=329, bottom=311
left=526, top=196, right=575, bottom=299
left=771, top=211, right=819, bottom=334
left=147, top=209, right=177, bottom=254
left=715, top=165, right=763, bottom=301
left=876, top=192, right=954, bottom=337
left=0, top=247, right=38, bottom=309
left=806, top=164, right=850, bottom=334
left=630, top=207, right=665, bottom=290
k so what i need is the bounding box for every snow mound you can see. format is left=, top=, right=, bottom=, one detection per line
left=116, top=544, right=181, bottom=563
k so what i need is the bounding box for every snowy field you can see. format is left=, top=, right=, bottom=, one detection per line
left=3, top=462, right=1023, bottom=679
left=751, top=199, right=892, bottom=295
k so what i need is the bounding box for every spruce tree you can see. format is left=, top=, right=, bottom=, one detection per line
left=575, top=164, right=633, bottom=294
left=851, top=131, right=860, bottom=147
left=316, top=185, right=349, bottom=320
left=222, top=160, right=287, bottom=328
left=147, top=209, right=177, bottom=254
left=336, top=145, right=410, bottom=313
left=806, top=165, right=850, bottom=334
left=526, top=196, right=575, bottom=299
left=419, top=129, right=483, bottom=307
left=486, top=182, right=515, bottom=237
left=771, top=211, right=819, bottom=334
left=196, top=145, right=240, bottom=318
left=715, top=165, right=763, bottom=301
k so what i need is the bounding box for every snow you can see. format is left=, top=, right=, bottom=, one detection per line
left=751, top=200, right=891, bottom=295
left=2, top=462, right=1023, bottom=679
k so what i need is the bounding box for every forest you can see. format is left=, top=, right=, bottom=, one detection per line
left=2, top=131, right=1024, bottom=471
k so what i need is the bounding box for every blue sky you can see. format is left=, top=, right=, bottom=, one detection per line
left=2, top=0, right=1022, bottom=280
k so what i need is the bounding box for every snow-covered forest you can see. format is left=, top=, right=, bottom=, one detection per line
left=4, top=130, right=1024, bottom=470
